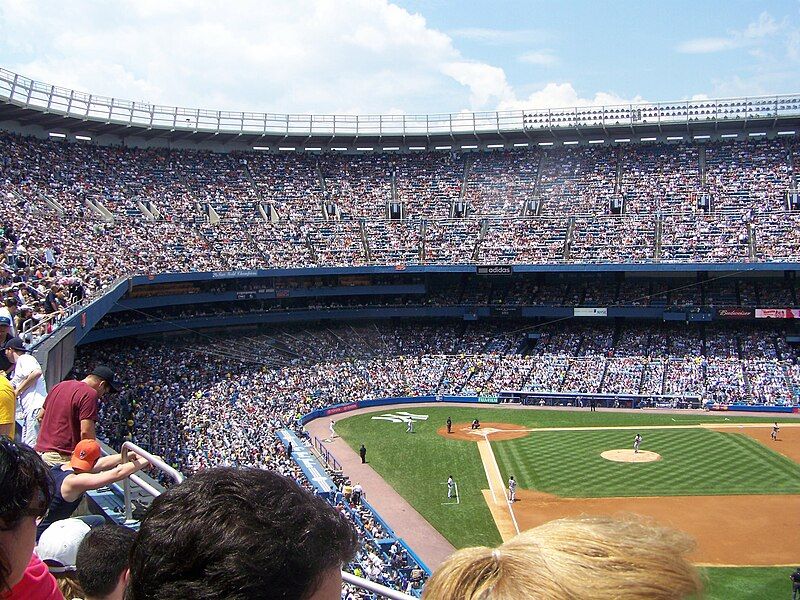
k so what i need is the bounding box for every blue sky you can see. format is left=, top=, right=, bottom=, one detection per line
left=0, top=0, right=798, bottom=114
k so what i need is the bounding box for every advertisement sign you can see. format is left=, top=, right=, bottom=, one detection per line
left=476, top=265, right=512, bottom=275
left=717, top=308, right=755, bottom=319
left=491, top=306, right=520, bottom=317
left=756, top=308, right=790, bottom=319
left=574, top=307, right=608, bottom=317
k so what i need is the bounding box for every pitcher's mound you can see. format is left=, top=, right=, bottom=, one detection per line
left=601, top=449, right=661, bottom=463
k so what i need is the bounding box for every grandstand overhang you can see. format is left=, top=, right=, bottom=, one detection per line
left=3, top=67, right=800, bottom=151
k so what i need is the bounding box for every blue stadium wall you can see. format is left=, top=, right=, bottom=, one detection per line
left=30, top=261, right=800, bottom=386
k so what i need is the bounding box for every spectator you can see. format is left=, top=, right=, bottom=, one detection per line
left=0, top=438, right=60, bottom=600
left=36, top=439, right=150, bottom=540
left=36, top=365, right=121, bottom=466
left=422, top=515, right=702, bottom=600
left=0, top=376, right=14, bottom=439
left=0, top=299, right=18, bottom=338
left=4, top=337, right=46, bottom=447
left=35, top=517, right=94, bottom=600
left=128, top=467, right=359, bottom=600
left=76, top=524, right=136, bottom=600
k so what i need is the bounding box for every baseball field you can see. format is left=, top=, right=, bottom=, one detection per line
left=333, top=406, right=800, bottom=599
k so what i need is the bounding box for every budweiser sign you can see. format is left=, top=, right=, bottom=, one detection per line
left=717, top=308, right=754, bottom=319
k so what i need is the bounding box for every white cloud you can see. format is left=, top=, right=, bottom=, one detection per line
left=441, top=61, right=514, bottom=107
left=743, top=12, right=780, bottom=39
left=518, top=50, right=558, bottom=66
left=497, top=82, right=644, bottom=111
left=677, top=12, right=784, bottom=54
left=0, top=0, right=643, bottom=115
left=677, top=37, right=738, bottom=54
left=449, top=28, right=547, bottom=45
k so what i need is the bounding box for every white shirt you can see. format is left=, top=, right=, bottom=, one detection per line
left=11, top=353, right=46, bottom=411
left=0, top=308, right=16, bottom=337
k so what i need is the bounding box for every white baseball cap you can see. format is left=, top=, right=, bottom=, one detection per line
left=35, top=518, right=93, bottom=573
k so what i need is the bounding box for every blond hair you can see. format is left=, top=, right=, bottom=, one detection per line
left=54, top=572, right=85, bottom=600
left=422, top=515, right=702, bottom=600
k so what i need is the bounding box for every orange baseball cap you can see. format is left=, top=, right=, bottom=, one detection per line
left=70, top=439, right=101, bottom=471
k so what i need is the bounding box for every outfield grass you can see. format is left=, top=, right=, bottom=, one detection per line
left=493, top=428, right=800, bottom=497
left=698, top=567, right=792, bottom=599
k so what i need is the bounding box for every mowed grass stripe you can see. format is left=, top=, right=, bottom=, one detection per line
left=493, top=428, right=800, bottom=497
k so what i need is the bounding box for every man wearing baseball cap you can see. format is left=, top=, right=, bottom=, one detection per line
left=37, top=439, right=150, bottom=540
left=36, top=366, right=122, bottom=466
left=4, top=336, right=46, bottom=447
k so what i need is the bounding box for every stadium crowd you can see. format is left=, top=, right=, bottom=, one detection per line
left=1, top=132, right=800, bottom=300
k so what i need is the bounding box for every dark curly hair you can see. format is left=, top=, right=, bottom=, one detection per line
left=0, top=437, right=53, bottom=593
left=129, top=467, right=359, bottom=600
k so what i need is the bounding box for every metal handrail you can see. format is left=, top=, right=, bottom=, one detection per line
left=120, top=441, right=184, bottom=521
left=342, top=572, right=415, bottom=600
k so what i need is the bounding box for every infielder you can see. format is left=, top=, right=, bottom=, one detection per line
left=447, top=475, right=456, bottom=498
left=329, top=420, right=336, bottom=439
left=508, top=476, right=517, bottom=502
left=771, top=422, right=779, bottom=441
left=633, top=433, right=642, bottom=454
left=406, top=419, right=414, bottom=433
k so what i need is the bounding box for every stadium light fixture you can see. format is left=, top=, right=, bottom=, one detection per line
left=778, top=131, right=796, bottom=136
left=693, top=135, right=711, bottom=140
left=747, top=132, right=766, bottom=137
left=75, top=135, right=92, bottom=141
left=252, top=146, right=270, bottom=150
left=332, top=147, right=348, bottom=151
left=460, top=145, right=478, bottom=149
left=720, top=133, right=738, bottom=139
left=666, top=136, right=683, bottom=141
left=588, top=139, right=604, bottom=144
left=487, top=143, right=504, bottom=148
left=305, top=147, right=322, bottom=151
left=382, top=147, right=400, bottom=151
left=513, top=142, right=529, bottom=147
left=537, top=142, right=553, bottom=146
left=279, top=146, right=296, bottom=151
left=356, top=146, right=374, bottom=151
left=614, top=138, right=631, bottom=143
left=434, top=145, right=452, bottom=150
left=563, top=140, right=580, bottom=145
left=409, top=146, right=426, bottom=150
left=640, top=137, right=657, bottom=142
left=48, top=132, right=66, bottom=138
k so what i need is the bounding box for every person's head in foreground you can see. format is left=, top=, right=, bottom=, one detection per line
left=0, top=438, right=52, bottom=595
left=76, top=524, right=136, bottom=600
left=36, top=517, right=94, bottom=599
left=128, top=467, right=359, bottom=600
left=422, top=515, right=702, bottom=600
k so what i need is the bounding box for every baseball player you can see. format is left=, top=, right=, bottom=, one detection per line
left=329, top=420, right=336, bottom=439
left=508, top=476, right=517, bottom=502
left=771, top=422, right=779, bottom=441
left=633, top=433, right=642, bottom=454
left=446, top=416, right=452, bottom=433
left=406, top=419, right=414, bottom=433
left=447, top=475, right=456, bottom=498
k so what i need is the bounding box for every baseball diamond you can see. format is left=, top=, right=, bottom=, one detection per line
left=329, top=404, right=800, bottom=597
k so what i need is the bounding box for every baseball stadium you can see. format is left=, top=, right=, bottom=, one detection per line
left=2, top=3, right=800, bottom=599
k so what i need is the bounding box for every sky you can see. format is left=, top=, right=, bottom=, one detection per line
left=1, top=0, right=799, bottom=115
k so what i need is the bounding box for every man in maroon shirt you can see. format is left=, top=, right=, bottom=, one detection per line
left=35, top=366, right=121, bottom=466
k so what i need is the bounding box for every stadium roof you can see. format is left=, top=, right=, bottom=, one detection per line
left=2, top=67, right=800, bottom=149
